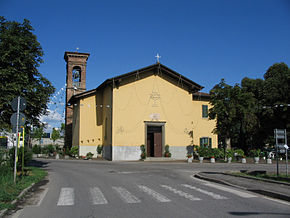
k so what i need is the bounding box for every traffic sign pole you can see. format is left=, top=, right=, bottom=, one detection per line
left=285, top=133, right=288, bottom=177
left=22, top=127, right=25, bottom=176
left=14, top=96, right=20, bottom=183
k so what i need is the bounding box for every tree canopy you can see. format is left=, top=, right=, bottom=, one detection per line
left=0, top=17, right=55, bottom=130
left=51, top=127, right=61, bottom=143
left=209, top=63, right=290, bottom=151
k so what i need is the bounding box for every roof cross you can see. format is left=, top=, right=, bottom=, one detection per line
left=155, top=53, right=161, bottom=63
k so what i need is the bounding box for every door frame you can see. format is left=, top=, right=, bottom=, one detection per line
left=144, top=121, right=166, bottom=157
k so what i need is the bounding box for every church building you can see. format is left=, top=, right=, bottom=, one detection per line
left=64, top=51, right=217, bottom=161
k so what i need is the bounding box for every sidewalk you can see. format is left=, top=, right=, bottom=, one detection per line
left=195, top=171, right=290, bottom=202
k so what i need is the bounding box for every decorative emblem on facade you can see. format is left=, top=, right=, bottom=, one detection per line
left=116, top=126, right=125, bottom=134
left=150, top=113, right=160, bottom=121
left=150, top=91, right=160, bottom=107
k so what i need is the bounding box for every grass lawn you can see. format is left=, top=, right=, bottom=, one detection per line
left=0, top=167, right=47, bottom=210
left=232, top=172, right=290, bottom=183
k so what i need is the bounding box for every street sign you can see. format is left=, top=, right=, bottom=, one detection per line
left=274, top=129, right=287, bottom=176
left=275, top=129, right=285, bottom=135
left=10, top=112, right=26, bottom=126
left=11, top=97, right=26, bottom=111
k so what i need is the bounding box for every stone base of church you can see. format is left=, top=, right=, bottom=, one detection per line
left=169, top=146, right=188, bottom=159
left=79, top=146, right=98, bottom=158
left=111, top=145, right=188, bottom=161
left=78, top=145, right=189, bottom=161
left=112, top=146, right=141, bottom=161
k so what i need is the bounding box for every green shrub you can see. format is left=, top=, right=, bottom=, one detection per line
left=197, top=146, right=209, bottom=158
left=32, top=145, right=41, bottom=154
left=164, top=145, right=171, bottom=157
left=46, top=144, right=55, bottom=154
left=226, top=149, right=235, bottom=158
left=0, top=147, right=9, bottom=166
left=249, top=149, right=261, bottom=157
left=70, top=146, right=79, bottom=158
left=42, top=146, right=49, bottom=155
left=8, top=147, right=32, bottom=170
left=55, top=145, right=61, bottom=153
left=234, top=149, right=245, bottom=157
left=211, top=148, right=224, bottom=159
left=86, top=152, right=94, bottom=159
left=140, top=145, right=146, bottom=159
left=97, top=145, right=103, bottom=155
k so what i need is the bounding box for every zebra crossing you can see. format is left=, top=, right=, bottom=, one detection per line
left=44, top=183, right=256, bottom=207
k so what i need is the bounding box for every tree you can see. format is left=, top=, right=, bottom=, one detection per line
left=241, top=63, right=290, bottom=147
left=51, top=128, right=60, bottom=143
left=32, top=126, right=44, bottom=145
left=0, top=17, right=55, bottom=130
left=209, top=79, right=257, bottom=150
left=60, top=123, right=65, bottom=138
left=263, top=63, right=290, bottom=130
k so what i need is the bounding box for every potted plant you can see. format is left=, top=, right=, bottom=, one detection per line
left=70, top=146, right=79, bottom=158
left=97, top=145, right=103, bottom=158
left=140, top=145, right=146, bottom=160
left=241, top=155, right=247, bottom=163
left=226, top=149, right=234, bottom=163
left=187, top=153, right=193, bottom=163
left=266, top=151, right=272, bottom=164
left=249, top=149, right=261, bottom=164
left=197, top=146, right=207, bottom=163
left=86, top=152, right=94, bottom=160
left=164, top=145, right=171, bottom=157
left=210, top=155, right=215, bottom=163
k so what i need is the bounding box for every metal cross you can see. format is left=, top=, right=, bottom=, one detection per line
left=155, top=53, right=161, bottom=63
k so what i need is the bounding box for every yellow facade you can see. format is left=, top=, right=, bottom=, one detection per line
left=71, top=65, right=217, bottom=160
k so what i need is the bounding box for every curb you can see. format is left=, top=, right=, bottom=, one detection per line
left=223, top=172, right=290, bottom=186
left=0, top=182, right=35, bottom=218
left=195, top=173, right=290, bottom=202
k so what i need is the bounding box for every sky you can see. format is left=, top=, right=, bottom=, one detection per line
left=1, top=0, right=290, bottom=131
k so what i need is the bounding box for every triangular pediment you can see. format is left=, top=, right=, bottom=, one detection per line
left=98, top=63, right=203, bottom=93
left=70, top=63, right=204, bottom=103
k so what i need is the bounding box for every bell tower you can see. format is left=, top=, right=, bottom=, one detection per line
left=64, top=51, right=90, bottom=149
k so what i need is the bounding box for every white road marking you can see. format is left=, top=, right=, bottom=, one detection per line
left=203, top=182, right=257, bottom=198
left=138, top=185, right=171, bottom=202
left=263, top=196, right=290, bottom=206
left=160, top=185, right=201, bottom=201
left=112, top=186, right=141, bottom=203
left=36, top=188, right=49, bottom=206
left=90, top=187, right=108, bottom=205
left=181, top=184, right=228, bottom=200
left=57, top=188, right=74, bottom=206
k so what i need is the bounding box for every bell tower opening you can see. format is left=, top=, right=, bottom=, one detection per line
left=64, top=51, right=90, bottom=149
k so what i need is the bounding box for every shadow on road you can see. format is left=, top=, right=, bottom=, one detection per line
left=28, top=159, right=49, bottom=168
left=229, top=211, right=290, bottom=216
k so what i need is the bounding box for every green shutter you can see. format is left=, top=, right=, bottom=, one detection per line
left=209, top=138, right=212, bottom=148
left=202, top=105, right=208, bottom=118
left=200, top=138, right=203, bottom=147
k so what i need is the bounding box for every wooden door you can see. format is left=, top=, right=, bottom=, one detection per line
left=147, top=133, right=152, bottom=157
left=154, top=132, right=162, bottom=157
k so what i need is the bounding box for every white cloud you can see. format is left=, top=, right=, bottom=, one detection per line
left=40, top=109, right=64, bottom=133
left=41, top=109, right=63, bottom=123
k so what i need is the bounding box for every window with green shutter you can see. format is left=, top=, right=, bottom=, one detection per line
left=202, top=105, right=208, bottom=118
left=200, top=137, right=212, bottom=148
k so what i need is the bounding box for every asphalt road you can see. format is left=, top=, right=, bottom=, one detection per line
left=5, top=159, right=290, bottom=218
